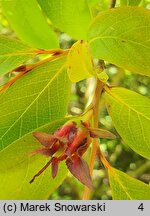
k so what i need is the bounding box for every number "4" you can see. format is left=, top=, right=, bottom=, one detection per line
left=138, top=203, right=144, bottom=211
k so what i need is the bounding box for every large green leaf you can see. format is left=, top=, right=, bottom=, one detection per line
left=105, top=87, right=150, bottom=160
left=88, top=0, right=100, bottom=7
left=37, top=0, right=91, bottom=39
left=0, top=118, right=68, bottom=199
left=120, top=0, right=142, bottom=6
left=88, top=7, right=150, bottom=76
left=0, top=36, right=35, bottom=76
left=109, top=167, right=150, bottom=199
left=1, top=0, right=58, bottom=49
left=0, top=56, right=71, bottom=151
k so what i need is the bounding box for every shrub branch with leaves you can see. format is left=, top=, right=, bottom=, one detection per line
left=0, top=0, right=150, bottom=200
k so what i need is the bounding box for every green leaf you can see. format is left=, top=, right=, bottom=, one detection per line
left=67, top=40, right=94, bottom=82
left=88, top=7, right=150, bottom=76
left=88, top=0, right=100, bottom=7
left=37, top=0, right=91, bottom=39
left=109, top=167, right=150, bottom=199
left=0, top=56, right=71, bottom=151
left=0, top=118, right=69, bottom=199
left=1, top=0, right=59, bottom=49
left=120, top=0, right=142, bottom=6
left=0, top=36, right=35, bottom=76
left=104, top=87, right=150, bottom=160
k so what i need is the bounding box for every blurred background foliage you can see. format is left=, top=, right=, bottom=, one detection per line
left=0, top=0, right=150, bottom=200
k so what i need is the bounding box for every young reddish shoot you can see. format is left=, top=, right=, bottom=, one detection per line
left=30, top=120, right=115, bottom=189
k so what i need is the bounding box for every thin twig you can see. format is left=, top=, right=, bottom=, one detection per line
left=36, top=48, right=69, bottom=55
left=82, top=79, right=104, bottom=200
left=82, top=0, right=117, bottom=199
left=0, top=52, right=68, bottom=93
